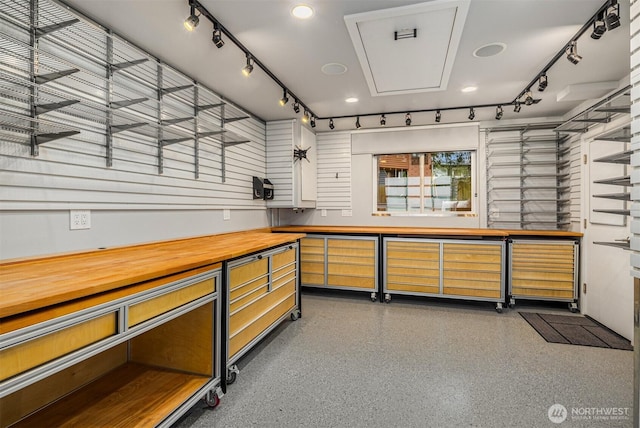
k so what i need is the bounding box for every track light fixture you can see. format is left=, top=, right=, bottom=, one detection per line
left=212, top=22, right=224, bottom=48
left=537, top=74, right=548, bottom=92
left=468, top=107, right=475, bottom=121
left=329, top=118, right=335, bottom=130
left=241, top=54, right=254, bottom=76
left=524, top=91, right=534, bottom=106
left=302, top=110, right=310, bottom=123
left=565, top=41, right=582, bottom=65
left=184, top=2, right=200, bottom=32
left=310, top=117, right=316, bottom=128
left=435, top=110, right=441, bottom=123
left=495, top=105, right=503, bottom=120
left=405, top=113, right=411, bottom=126
left=279, top=89, right=289, bottom=107
left=355, top=116, right=361, bottom=129
left=514, top=102, right=522, bottom=113
left=591, top=11, right=607, bottom=39
left=605, top=0, right=620, bottom=31
left=293, top=101, right=300, bottom=114
left=380, top=114, right=386, bottom=126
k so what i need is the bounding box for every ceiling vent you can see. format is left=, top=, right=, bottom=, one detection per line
left=344, top=0, right=470, bottom=97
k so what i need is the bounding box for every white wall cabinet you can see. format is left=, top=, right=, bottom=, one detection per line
left=266, top=119, right=317, bottom=209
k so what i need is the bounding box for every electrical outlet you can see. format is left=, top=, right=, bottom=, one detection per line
left=223, top=209, right=231, bottom=220
left=321, top=209, right=327, bottom=217
left=70, top=210, right=91, bottom=230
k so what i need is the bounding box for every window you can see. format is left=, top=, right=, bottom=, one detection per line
left=376, top=151, right=473, bottom=214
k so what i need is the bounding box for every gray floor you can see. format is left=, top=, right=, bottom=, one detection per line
left=175, top=291, right=634, bottom=428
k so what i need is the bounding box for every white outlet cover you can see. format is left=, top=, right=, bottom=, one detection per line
left=341, top=209, right=352, bottom=217
left=70, top=210, right=91, bottom=230
left=321, top=209, right=327, bottom=217
left=223, top=209, right=231, bottom=220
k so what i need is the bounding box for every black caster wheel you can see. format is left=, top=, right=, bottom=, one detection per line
left=227, top=370, right=237, bottom=385
left=290, top=310, right=300, bottom=321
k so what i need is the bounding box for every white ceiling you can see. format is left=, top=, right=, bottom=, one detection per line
left=65, top=0, right=630, bottom=130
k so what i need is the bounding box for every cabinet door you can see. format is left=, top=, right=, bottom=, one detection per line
left=300, top=237, right=325, bottom=286
left=442, top=242, right=503, bottom=299
left=386, top=240, right=440, bottom=294
left=327, top=238, right=376, bottom=290
left=510, top=241, right=576, bottom=300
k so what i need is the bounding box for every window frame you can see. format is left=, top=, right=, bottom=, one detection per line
left=372, top=150, right=478, bottom=217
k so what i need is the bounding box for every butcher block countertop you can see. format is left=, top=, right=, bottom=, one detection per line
left=271, top=225, right=583, bottom=238
left=0, top=231, right=304, bottom=319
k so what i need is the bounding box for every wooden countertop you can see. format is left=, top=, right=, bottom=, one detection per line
left=272, top=225, right=582, bottom=238
left=0, top=231, right=304, bottom=319
left=272, top=225, right=509, bottom=236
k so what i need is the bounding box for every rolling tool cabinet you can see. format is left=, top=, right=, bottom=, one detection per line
left=299, top=234, right=379, bottom=301
left=225, top=243, right=300, bottom=385
left=383, top=237, right=506, bottom=312
left=0, top=265, right=222, bottom=428
left=508, top=239, right=580, bottom=311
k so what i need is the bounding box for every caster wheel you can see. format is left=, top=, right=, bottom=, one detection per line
left=290, top=310, right=300, bottom=321
left=384, top=295, right=391, bottom=304
left=496, top=308, right=503, bottom=314
left=370, top=292, right=377, bottom=302
left=569, top=303, right=578, bottom=313
left=205, top=393, right=220, bottom=408
left=227, top=370, right=237, bottom=385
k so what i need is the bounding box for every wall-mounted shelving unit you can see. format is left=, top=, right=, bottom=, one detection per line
left=0, top=0, right=253, bottom=181
left=486, top=126, right=571, bottom=230
left=555, top=86, right=631, bottom=250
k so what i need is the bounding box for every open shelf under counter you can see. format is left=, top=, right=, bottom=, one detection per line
left=10, top=363, right=209, bottom=427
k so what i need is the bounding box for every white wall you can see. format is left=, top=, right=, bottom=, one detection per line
left=279, top=123, right=483, bottom=228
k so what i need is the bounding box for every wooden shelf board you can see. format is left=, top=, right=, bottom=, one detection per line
left=12, top=363, right=209, bottom=428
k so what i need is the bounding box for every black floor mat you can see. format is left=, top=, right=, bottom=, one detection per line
left=519, top=312, right=633, bottom=351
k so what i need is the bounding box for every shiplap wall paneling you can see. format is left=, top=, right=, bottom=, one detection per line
left=266, top=120, right=294, bottom=207
left=316, top=131, right=352, bottom=210
left=0, top=0, right=266, bottom=211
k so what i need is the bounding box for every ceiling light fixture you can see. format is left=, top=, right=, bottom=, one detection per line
left=435, top=110, right=441, bottom=123
left=329, top=118, right=335, bottom=130
left=293, top=101, right=300, bottom=113
left=605, top=0, right=621, bottom=30
left=241, top=54, right=254, bottom=76
left=565, top=41, right=582, bottom=65
left=291, top=4, right=314, bottom=19
left=279, top=89, right=289, bottom=106
left=212, top=22, right=224, bottom=48
left=405, top=113, right=411, bottom=126
left=302, top=110, right=310, bottom=123
left=355, top=116, right=361, bottom=129
left=524, top=91, right=534, bottom=106
left=184, top=1, right=200, bottom=31
left=461, top=86, right=477, bottom=93
left=514, top=102, right=522, bottom=113
left=591, top=11, right=607, bottom=39
left=310, top=117, right=316, bottom=128
left=495, top=105, right=503, bottom=120
left=468, top=108, right=475, bottom=121
left=380, top=114, right=386, bottom=126
left=538, top=73, right=548, bottom=92
left=345, top=97, right=358, bottom=103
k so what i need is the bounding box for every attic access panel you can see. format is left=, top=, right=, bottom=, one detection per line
left=345, top=0, right=469, bottom=96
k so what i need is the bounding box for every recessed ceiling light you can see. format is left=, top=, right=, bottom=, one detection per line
left=473, top=42, right=506, bottom=58
left=345, top=97, right=358, bottom=103
left=321, top=63, right=347, bottom=75
left=461, top=86, right=477, bottom=93
left=291, top=4, right=314, bottom=19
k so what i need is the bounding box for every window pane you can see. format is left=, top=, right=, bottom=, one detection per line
left=426, top=151, right=472, bottom=212
left=377, top=154, right=421, bottom=212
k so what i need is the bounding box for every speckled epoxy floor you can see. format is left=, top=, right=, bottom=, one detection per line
left=174, top=291, right=634, bottom=428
